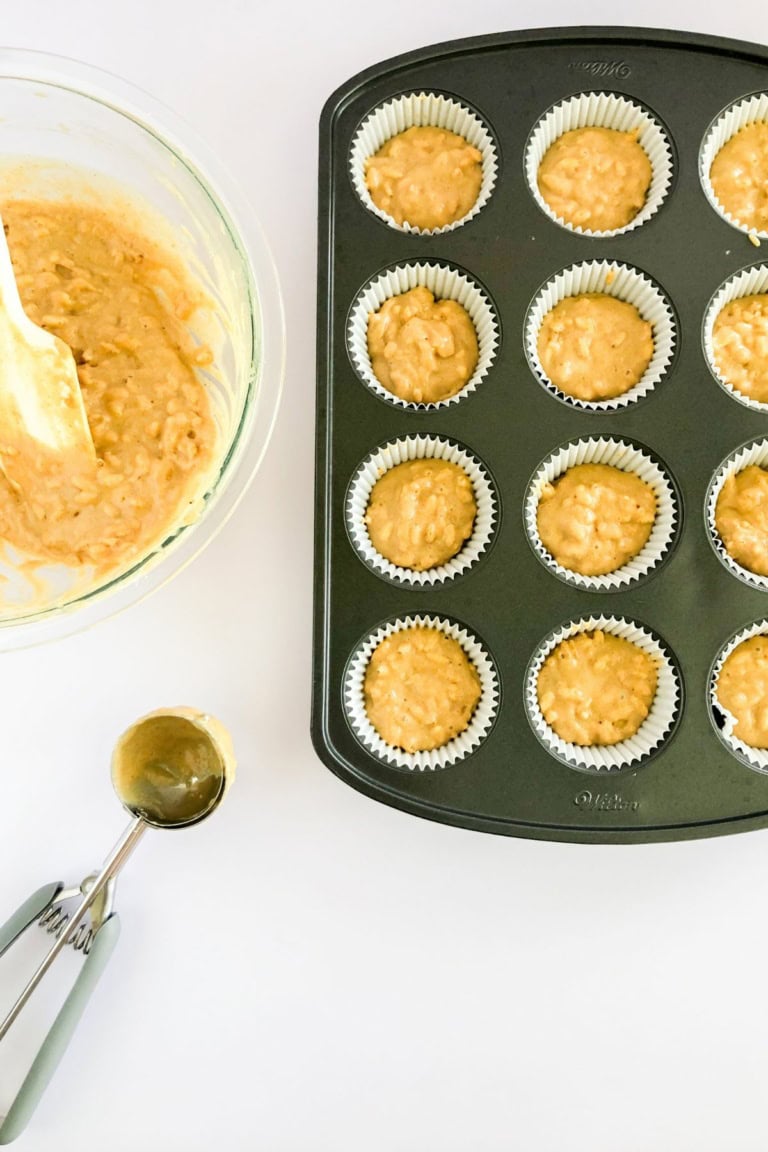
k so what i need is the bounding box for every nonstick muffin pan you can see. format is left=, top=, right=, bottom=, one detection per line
left=312, top=26, right=768, bottom=843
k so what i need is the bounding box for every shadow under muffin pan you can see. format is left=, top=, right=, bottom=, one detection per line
left=313, top=27, right=768, bottom=844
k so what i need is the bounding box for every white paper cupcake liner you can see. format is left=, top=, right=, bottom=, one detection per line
left=349, top=91, right=498, bottom=234
left=348, top=262, right=498, bottom=410
left=703, top=265, right=768, bottom=412
left=710, top=619, right=768, bottom=772
left=524, top=260, right=676, bottom=412
left=345, top=436, right=497, bottom=586
left=525, top=615, right=681, bottom=772
left=700, top=93, right=768, bottom=239
left=344, top=614, right=499, bottom=771
left=524, top=438, right=679, bottom=591
left=524, top=92, right=673, bottom=237
left=706, top=439, right=768, bottom=590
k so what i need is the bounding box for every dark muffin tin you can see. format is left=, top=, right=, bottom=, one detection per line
left=312, top=26, right=768, bottom=842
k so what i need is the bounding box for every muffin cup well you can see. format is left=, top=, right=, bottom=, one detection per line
left=524, top=92, right=674, bottom=237
left=700, top=93, right=768, bottom=239
left=343, top=614, right=499, bottom=771
left=710, top=619, right=768, bottom=772
left=525, top=615, right=682, bottom=772
left=706, top=439, right=768, bottom=590
left=348, top=262, right=499, bottom=410
left=524, top=437, right=679, bottom=591
left=345, top=435, right=498, bottom=587
left=524, top=260, right=676, bottom=412
left=349, top=91, right=498, bottom=235
left=703, top=264, right=768, bottom=412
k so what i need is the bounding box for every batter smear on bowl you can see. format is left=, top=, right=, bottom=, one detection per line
left=1, top=200, right=216, bottom=575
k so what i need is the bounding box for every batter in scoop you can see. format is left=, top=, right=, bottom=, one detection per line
left=1, top=200, right=216, bottom=575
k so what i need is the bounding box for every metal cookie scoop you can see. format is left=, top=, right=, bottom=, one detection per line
left=0, top=213, right=96, bottom=490
left=0, top=706, right=236, bottom=1144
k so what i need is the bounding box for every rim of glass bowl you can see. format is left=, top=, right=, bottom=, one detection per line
left=0, top=47, right=285, bottom=650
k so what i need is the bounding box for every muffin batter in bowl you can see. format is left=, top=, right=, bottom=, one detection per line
left=537, top=463, right=656, bottom=577
left=363, top=626, right=481, bottom=753
left=715, top=465, right=768, bottom=576
left=537, top=293, right=653, bottom=403
left=537, top=630, right=658, bottom=746
left=367, top=286, right=478, bottom=405
left=364, top=126, right=483, bottom=231
left=710, top=122, right=768, bottom=233
left=0, top=200, right=216, bottom=575
left=537, top=126, right=652, bottom=233
left=365, top=458, right=476, bottom=571
left=712, top=294, right=768, bottom=404
left=716, top=635, right=768, bottom=748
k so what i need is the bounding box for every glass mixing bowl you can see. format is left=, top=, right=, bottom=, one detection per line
left=0, top=48, right=284, bottom=648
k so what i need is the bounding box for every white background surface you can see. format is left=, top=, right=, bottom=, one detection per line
left=0, top=1, right=767, bottom=1149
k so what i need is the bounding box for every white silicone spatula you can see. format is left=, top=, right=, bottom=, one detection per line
left=0, top=213, right=95, bottom=489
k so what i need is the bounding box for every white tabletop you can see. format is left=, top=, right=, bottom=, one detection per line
left=0, top=1, right=767, bottom=1149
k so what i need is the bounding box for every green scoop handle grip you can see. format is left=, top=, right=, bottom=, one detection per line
left=0, top=889, right=120, bottom=1144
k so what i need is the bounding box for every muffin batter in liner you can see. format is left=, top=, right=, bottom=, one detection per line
left=703, top=264, right=768, bottom=412
left=524, top=260, right=676, bottom=411
left=348, top=262, right=498, bottom=410
left=525, top=615, right=681, bottom=771
left=524, top=437, right=679, bottom=590
left=349, top=91, right=498, bottom=234
left=700, top=94, right=768, bottom=239
left=707, top=438, right=768, bottom=589
left=711, top=619, right=768, bottom=771
left=524, top=92, right=673, bottom=237
left=344, top=613, right=499, bottom=770
left=346, top=435, right=497, bottom=586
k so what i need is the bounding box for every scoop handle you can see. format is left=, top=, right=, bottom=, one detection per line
left=0, top=885, right=61, bottom=959
left=0, top=914, right=121, bottom=1145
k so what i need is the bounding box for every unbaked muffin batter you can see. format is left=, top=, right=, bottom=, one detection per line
left=537, top=630, right=658, bottom=746
left=537, top=293, right=653, bottom=402
left=537, top=126, right=652, bottom=232
left=365, top=458, right=476, bottom=571
left=2, top=200, right=216, bottom=574
left=716, top=635, right=768, bottom=748
left=710, top=122, right=768, bottom=233
left=364, top=126, right=483, bottom=230
left=537, top=463, right=656, bottom=577
left=715, top=465, right=768, bottom=576
left=712, top=294, right=768, bottom=404
left=364, top=626, right=481, bottom=753
left=367, top=286, right=478, bottom=405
